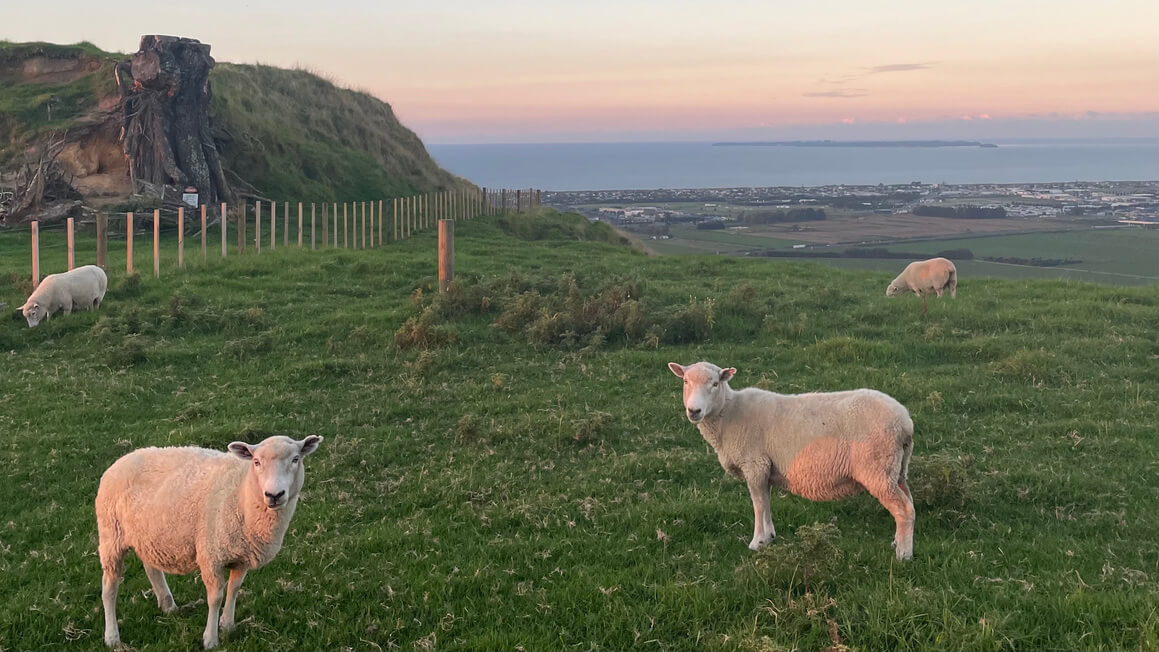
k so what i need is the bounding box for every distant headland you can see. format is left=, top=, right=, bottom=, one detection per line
left=713, top=140, right=1000, bottom=148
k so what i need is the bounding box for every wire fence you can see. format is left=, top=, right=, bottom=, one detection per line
left=19, top=187, right=542, bottom=288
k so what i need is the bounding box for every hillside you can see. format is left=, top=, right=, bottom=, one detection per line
left=0, top=39, right=467, bottom=221
left=0, top=210, right=1154, bottom=650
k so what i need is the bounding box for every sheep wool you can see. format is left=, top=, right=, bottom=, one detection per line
left=669, top=361, right=915, bottom=559
left=96, top=435, right=323, bottom=649
left=886, top=257, right=957, bottom=314
left=20, top=264, right=107, bottom=327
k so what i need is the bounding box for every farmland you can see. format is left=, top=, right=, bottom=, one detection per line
left=0, top=210, right=1155, bottom=651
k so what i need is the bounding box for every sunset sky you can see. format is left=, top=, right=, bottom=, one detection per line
left=4, top=0, right=1157, bottom=143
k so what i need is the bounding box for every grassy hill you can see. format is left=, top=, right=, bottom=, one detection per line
left=0, top=40, right=466, bottom=206
left=0, top=210, right=1155, bottom=650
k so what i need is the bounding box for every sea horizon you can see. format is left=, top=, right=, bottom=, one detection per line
left=429, top=138, right=1159, bottom=191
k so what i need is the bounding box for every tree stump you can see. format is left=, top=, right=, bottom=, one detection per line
left=116, top=35, right=231, bottom=205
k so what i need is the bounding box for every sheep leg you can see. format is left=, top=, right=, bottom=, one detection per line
left=743, top=468, right=775, bottom=550
left=201, top=567, right=225, bottom=649
left=143, top=564, right=177, bottom=613
left=921, top=295, right=928, bottom=314
left=100, top=549, right=125, bottom=647
left=861, top=476, right=915, bottom=560
left=219, top=568, right=248, bottom=633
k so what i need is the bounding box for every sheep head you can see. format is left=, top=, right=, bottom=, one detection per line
left=21, top=301, right=47, bottom=327
left=668, top=361, right=736, bottom=424
left=228, top=435, right=323, bottom=509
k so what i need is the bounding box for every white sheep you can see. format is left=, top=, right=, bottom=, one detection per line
left=886, top=257, right=957, bottom=314
left=668, top=361, right=915, bottom=559
left=20, top=264, right=107, bottom=327
left=96, top=435, right=323, bottom=649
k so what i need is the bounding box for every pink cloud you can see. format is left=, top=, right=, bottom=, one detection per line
left=841, top=117, right=856, bottom=124
left=978, top=113, right=992, bottom=120
left=896, top=117, right=908, bottom=124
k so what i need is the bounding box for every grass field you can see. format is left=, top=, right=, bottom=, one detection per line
left=803, top=229, right=1159, bottom=286
left=642, top=225, right=801, bottom=255
left=0, top=210, right=1156, bottom=651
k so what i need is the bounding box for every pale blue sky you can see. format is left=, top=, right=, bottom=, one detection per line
left=4, top=0, right=1157, bottom=143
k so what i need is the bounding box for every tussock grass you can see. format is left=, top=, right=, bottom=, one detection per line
left=0, top=211, right=1155, bottom=650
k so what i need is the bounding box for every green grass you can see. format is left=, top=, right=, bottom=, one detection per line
left=809, top=229, right=1159, bottom=286
left=210, top=63, right=471, bottom=200
left=643, top=225, right=801, bottom=255
left=0, top=209, right=1155, bottom=651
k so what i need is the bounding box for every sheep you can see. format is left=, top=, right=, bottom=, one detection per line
left=667, top=361, right=915, bottom=559
left=20, top=264, right=107, bottom=327
left=886, top=257, right=957, bottom=314
left=96, top=434, right=323, bottom=649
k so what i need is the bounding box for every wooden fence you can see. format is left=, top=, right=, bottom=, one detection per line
left=22, top=187, right=541, bottom=288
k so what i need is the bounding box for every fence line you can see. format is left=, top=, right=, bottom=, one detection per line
left=21, top=187, right=540, bottom=285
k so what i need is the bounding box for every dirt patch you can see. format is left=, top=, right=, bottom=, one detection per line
left=16, top=56, right=102, bottom=84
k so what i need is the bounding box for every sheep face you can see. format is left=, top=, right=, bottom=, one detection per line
left=668, top=362, right=736, bottom=424
left=885, top=281, right=906, bottom=297
left=21, top=301, right=47, bottom=327
left=228, top=435, right=323, bottom=509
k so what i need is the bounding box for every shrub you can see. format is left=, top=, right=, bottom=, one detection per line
left=394, top=306, right=456, bottom=350
left=663, top=297, right=715, bottom=344
left=751, top=522, right=843, bottom=593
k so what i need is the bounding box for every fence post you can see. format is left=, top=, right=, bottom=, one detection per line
left=361, top=201, right=367, bottom=249
left=284, top=201, right=290, bottom=248
left=343, top=202, right=349, bottom=248
left=379, top=199, right=384, bottom=244
left=237, top=203, right=245, bottom=255
left=178, top=207, right=185, bottom=269
left=438, top=219, right=454, bottom=293
left=367, top=201, right=373, bottom=247
left=220, top=203, right=227, bottom=258
left=200, top=204, right=207, bottom=261
left=322, top=203, right=328, bottom=247
left=268, top=201, right=275, bottom=250
left=393, top=197, right=399, bottom=241
left=332, top=203, right=338, bottom=247
left=153, top=209, right=160, bottom=278
left=97, top=213, right=108, bottom=270
left=255, top=201, right=262, bottom=253
left=126, top=213, right=134, bottom=274
left=30, top=220, right=40, bottom=288
left=298, top=202, right=303, bottom=248
left=67, top=217, right=75, bottom=270
left=311, top=203, right=316, bottom=250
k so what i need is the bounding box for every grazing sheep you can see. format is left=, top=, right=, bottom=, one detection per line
left=886, top=257, right=957, bottom=314
left=97, top=435, right=323, bottom=649
left=20, top=264, right=107, bottom=327
left=668, top=361, right=915, bottom=559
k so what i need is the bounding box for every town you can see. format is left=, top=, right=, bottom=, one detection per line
left=546, top=180, right=1159, bottom=226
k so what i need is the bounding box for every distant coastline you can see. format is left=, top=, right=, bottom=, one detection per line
left=713, top=140, right=999, bottom=148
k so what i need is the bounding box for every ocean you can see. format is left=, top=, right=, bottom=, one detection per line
left=427, top=140, right=1159, bottom=191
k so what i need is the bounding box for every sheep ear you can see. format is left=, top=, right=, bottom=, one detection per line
left=299, top=435, right=323, bottom=456
left=720, top=367, right=737, bottom=382
left=228, top=442, right=254, bottom=460
left=667, top=362, right=686, bottom=378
